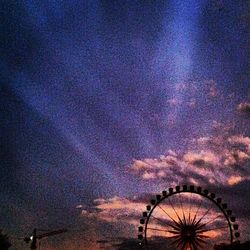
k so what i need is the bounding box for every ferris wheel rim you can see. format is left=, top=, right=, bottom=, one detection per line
left=138, top=184, right=240, bottom=249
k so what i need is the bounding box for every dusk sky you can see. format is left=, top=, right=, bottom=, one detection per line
left=1, top=1, right=250, bottom=249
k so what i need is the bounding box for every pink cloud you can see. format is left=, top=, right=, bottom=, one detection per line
left=130, top=132, right=250, bottom=187
left=183, top=150, right=220, bottom=167
left=228, top=135, right=250, bottom=152
left=228, top=176, right=243, bottom=186
left=142, top=171, right=156, bottom=179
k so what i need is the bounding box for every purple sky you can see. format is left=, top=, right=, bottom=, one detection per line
left=1, top=1, right=250, bottom=249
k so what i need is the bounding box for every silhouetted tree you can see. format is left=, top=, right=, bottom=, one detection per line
left=0, top=230, right=11, bottom=250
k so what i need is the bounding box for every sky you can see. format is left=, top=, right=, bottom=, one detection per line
left=1, top=0, right=250, bottom=249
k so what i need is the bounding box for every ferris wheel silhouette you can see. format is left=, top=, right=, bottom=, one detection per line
left=138, top=184, right=240, bottom=250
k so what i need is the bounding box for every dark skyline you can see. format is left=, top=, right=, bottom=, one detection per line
left=1, top=1, right=249, bottom=249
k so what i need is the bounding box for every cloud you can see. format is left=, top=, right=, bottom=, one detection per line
left=228, top=135, right=250, bottom=153
left=142, top=171, right=157, bottom=179
left=130, top=153, right=184, bottom=184
left=183, top=150, right=220, bottom=168
left=131, top=154, right=178, bottom=172
left=228, top=175, right=243, bottom=185
left=80, top=196, right=145, bottom=229
left=237, top=102, right=250, bottom=116
left=196, top=136, right=211, bottom=144
left=130, top=133, right=250, bottom=188
left=205, top=80, right=219, bottom=97
left=164, top=79, right=222, bottom=115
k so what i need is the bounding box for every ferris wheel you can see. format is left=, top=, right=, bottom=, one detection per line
left=138, top=185, right=240, bottom=250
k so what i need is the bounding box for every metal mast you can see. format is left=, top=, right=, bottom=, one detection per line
left=24, top=228, right=67, bottom=250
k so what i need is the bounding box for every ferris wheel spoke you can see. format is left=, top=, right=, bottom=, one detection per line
left=147, top=227, right=179, bottom=235
left=197, top=234, right=210, bottom=239
left=195, top=206, right=213, bottom=226
left=196, top=214, right=223, bottom=230
left=178, top=238, right=188, bottom=250
left=158, top=204, right=180, bottom=226
left=178, top=193, right=186, bottom=223
left=167, top=197, right=184, bottom=226
left=191, top=241, right=200, bottom=250
left=190, top=242, right=196, bottom=250
left=170, top=236, right=184, bottom=249
left=194, top=237, right=206, bottom=249
left=150, top=215, right=169, bottom=226
left=191, top=197, right=203, bottom=225
left=180, top=241, right=187, bottom=250
left=197, top=231, right=211, bottom=239
left=150, top=214, right=180, bottom=231
left=188, top=192, right=194, bottom=224
left=197, top=225, right=229, bottom=234
left=146, top=227, right=170, bottom=233
left=198, top=237, right=207, bottom=244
